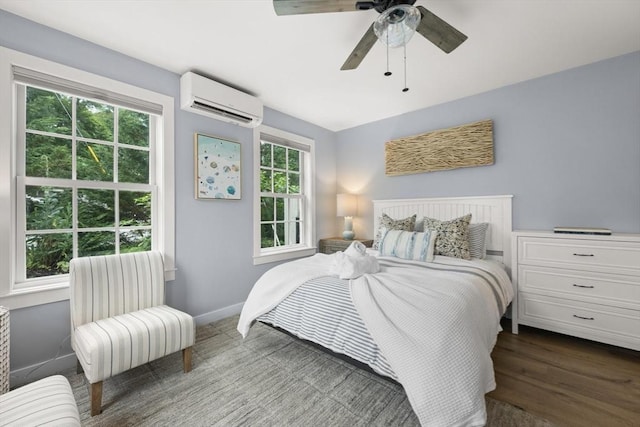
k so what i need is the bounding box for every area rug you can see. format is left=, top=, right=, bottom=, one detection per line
left=66, top=315, right=554, bottom=426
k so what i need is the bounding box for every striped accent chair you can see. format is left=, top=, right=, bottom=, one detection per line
left=0, top=375, right=81, bottom=426
left=70, top=251, right=195, bottom=416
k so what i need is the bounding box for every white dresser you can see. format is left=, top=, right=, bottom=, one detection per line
left=511, top=231, right=640, bottom=350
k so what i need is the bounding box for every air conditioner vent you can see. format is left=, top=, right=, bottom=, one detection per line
left=191, top=100, right=253, bottom=124
left=180, top=72, right=263, bottom=128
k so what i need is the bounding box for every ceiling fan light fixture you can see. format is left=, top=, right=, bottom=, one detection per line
left=373, top=5, right=421, bottom=48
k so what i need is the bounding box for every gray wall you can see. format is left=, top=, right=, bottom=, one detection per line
left=0, top=9, right=337, bottom=384
left=335, top=52, right=640, bottom=238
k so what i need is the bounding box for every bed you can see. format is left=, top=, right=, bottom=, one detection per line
left=238, top=195, right=514, bottom=427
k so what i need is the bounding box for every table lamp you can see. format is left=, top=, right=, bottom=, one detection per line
left=336, top=193, right=357, bottom=240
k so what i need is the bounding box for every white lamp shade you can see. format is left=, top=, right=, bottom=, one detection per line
left=336, top=194, right=357, bottom=217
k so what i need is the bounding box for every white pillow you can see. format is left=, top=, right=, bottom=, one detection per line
left=378, top=229, right=437, bottom=262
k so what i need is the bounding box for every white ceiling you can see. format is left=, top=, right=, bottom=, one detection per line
left=1, top=0, right=639, bottom=131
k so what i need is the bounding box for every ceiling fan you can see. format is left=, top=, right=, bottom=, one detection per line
left=273, top=0, right=468, bottom=71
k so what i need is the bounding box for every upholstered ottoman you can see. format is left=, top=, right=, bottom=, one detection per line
left=0, top=375, right=81, bottom=426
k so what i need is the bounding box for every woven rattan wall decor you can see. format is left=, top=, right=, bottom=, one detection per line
left=385, top=119, right=494, bottom=176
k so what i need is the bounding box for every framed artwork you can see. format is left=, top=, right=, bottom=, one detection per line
left=195, top=133, right=241, bottom=200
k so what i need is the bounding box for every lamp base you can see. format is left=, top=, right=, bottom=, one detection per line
left=342, top=230, right=355, bottom=240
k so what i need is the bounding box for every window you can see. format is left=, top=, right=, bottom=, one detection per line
left=259, top=142, right=301, bottom=248
left=253, top=125, right=315, bottom=265
left=0, top=47, right=175, bottom=309
left=18, top=85, right=154, bottom=280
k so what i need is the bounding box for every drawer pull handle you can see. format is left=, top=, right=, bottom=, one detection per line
left=573, top=314, right=594, bottom=321
left=572, top=284, right=594, bottom=289
left=573, top=253, right=594, bottom=257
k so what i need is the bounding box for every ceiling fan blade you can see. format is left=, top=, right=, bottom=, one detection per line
left=273, top=0, right=358, bottom=16
left=416, top=5, right=467, bottom=53
left=341, top=23, right=377, bottom=70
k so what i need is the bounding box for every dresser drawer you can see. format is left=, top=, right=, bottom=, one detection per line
left=518, top=265, right=640, bottom=308
left=519, top=292, right=640, bottom=349
left=518, top=237, right=640, bottom=275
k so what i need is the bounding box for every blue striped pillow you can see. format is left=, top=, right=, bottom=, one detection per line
left=378, top=229, right=437, bottom=262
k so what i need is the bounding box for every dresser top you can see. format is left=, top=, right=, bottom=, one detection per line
left=513, top=230, right=640, bottom=242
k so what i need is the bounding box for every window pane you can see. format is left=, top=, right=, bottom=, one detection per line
left=26, top=87, right=72, bottom=135
left=286, top=221, right=300, bottom=245
left=26, top=134, right=72, bottom=179
left=26, top=186, right=72, bottom=230
left=120, top=191, right=151, bottom=226
left=78, top=189, right=115, bottom=228
left=260, top=141, right=271, bottom=167
left=120, top=229, right=151, bottom=253
left=76, top=99, right=114, bottom=141
left=273, top=145, right=286, bottom=169
left=273, top=171, right=286, bottom=193
left=78, top=231, right=115, bottom=257
left=261, top=223, right=274, bottom=249
left=286, top=198, right=301, bottom=222
left=26, top=233, right=72, bottom=278
left=276, top=198, right=284, bottom=221
left=118, top=109, right=149, bottom=147
left=276, top=223, right=285, bottom=246
left=261, top=197, right=274, bottom=221
left=260, top=169, right=272, bottom=192
left=77, top=141, right=113, bottom=181
left=288, top=172, right=300, bottom=194
left=118, top=147, right=149, bottom=184
left=288, top=149, right=300, bottom=172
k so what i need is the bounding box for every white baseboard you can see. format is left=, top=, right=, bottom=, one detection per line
left=8, top=302, right=245, bottom=388
left=193, top=301, right=244, bottom=325
left=10, top=352, right=76, bottom=388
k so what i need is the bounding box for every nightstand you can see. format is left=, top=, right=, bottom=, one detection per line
left=318, top=237, right=373, bottom=254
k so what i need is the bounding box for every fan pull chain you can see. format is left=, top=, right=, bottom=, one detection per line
left=384, top=32, right=392, bottom=76
left=402, top=43, right=409, bottom=92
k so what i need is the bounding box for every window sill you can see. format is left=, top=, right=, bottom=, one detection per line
left=0, top=283, right=70, bottom=310
left=1, top=268, right=176, bottom=310
left=253, top=247, right=316, bottom=265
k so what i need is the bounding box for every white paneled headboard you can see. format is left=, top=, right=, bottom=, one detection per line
left=373, top=195, right=513, bottom=271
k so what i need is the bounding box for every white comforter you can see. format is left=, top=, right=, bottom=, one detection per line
left=237, top=254, right=513, bottom=426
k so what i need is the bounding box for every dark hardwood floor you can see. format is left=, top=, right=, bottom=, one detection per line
left=489, top=319, right=640, bottom=427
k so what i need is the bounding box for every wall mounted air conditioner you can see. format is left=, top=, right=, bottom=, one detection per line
left=180, top=71, right=263, bottom=128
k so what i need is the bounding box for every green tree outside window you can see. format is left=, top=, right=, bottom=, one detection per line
left=259, top=141, right=302, bottom=249
left=23, top=86, right=153, bottom=278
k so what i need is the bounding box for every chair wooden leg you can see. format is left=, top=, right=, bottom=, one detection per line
left=183, top=347, right=193, bottom=373
left=90, top=381, right=103, bottom=416
left=76, top=358, right=84, bottom=374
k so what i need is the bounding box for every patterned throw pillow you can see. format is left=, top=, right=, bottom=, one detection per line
left=469, top=222, right=489, bottom=259
left=373, top=213, right=417, bottom=250
left=424, top=214, right=472, bottom=260
left=378, top=229, right=437, bottom=262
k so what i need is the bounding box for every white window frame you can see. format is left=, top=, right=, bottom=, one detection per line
left=0, top=47, right=175, bottom=309
left=253, top=125, right=315, bottom=265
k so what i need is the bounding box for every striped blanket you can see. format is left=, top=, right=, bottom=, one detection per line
left=237, top=254, right=513, bottom=426
left=258, top=275, right=397, bottom=379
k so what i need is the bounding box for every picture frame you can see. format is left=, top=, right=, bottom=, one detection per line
left=194, top=133, right=241, bottom=200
